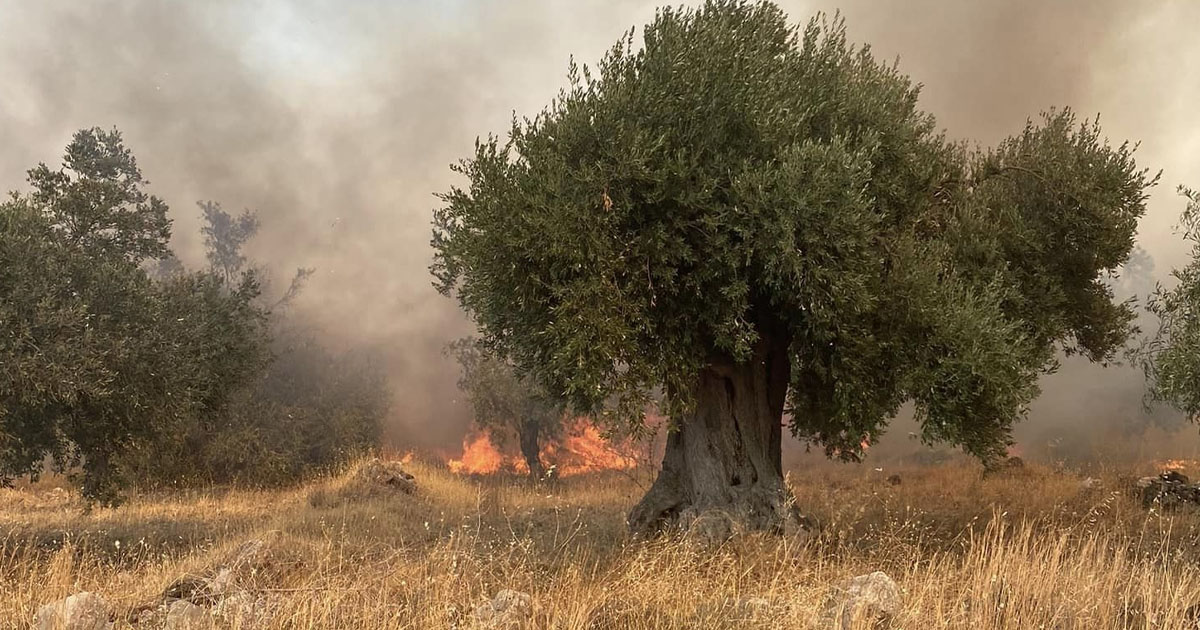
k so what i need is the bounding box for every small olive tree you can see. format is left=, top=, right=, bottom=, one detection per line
left=449, top=338, right=564, bottom=479
left=0, top=128, right=267, bottom=503
left=1144, top=187, right=1200, bottom=417
left=2, top=128, right=387, bottom=500
left=124, top=202, right=383, bottom=487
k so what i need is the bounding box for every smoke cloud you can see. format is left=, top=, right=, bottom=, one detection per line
left=2, top=1, right=1198, bottom=457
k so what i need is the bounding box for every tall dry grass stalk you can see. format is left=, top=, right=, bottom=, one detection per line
left=4, top=458, right=1200, bottom=628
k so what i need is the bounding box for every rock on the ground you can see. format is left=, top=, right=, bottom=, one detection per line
left=473, top=589, right=533, bottom=628
left=818, top=571, right=902, bottom=630
left=205, top=568, right=236, bottom=596
left=34, top=592, right=112, bottom=630
left=131, top=603, right=169, bottom=627
left=1137, top=471, right=1200, bottom=509
left=358, top=458, right=416, bottom=493
left=223, top=538, right=266, bottom=571
left=213, top=591, right=272, bottom=626
left=162, top=538, right=266, bottom=605
left=164, top=600, right=207, bottom=630
left=162, top=575, right=210, bottom=604
left=161, top=569, right=233, bottom=606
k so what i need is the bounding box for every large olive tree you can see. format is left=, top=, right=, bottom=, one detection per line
left=432, top=2, right=1156, bottom=535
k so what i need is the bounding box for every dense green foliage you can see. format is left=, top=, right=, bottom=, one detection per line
left=1145, top=188, right=1200, bottom=418
left=0, top=128, right=260, bottom=502
left=1, top=128, right=386, bottom=501
left=124, top=326, right=388, bottom=488
left=116, top=201, right=386, bottom=488
left=432, top=1, right=1156, bottom=462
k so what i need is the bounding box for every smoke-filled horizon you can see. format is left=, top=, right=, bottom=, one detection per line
left=2, top=1, right=1198, bottom=456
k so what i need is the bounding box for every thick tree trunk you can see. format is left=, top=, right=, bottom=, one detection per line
left=628, top=335, right=800, bottom=539
left=518, top=420, right=544, bottom=481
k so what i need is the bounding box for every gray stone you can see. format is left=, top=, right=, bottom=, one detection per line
left=224, top=539, right=265, bottom=571
left=164, top=600, right=208, bottom=630
left=1137, top=471, right=1200, bottom=509
left=818, top=571, right=902, bottom=629
left=213, top=591, right=272, bottom=626
left=205, top=568, right=235, bottom=597
left=473, top=589, right=533, bottom=628
left=33, top=592, right=112, bottom=630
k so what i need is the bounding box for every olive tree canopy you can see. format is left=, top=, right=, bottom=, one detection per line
left=1145, top=188, right=1200, bottom=417
left=432, top=1, right=1156, bottom=534
left=0, top=129, right=269, bottom=503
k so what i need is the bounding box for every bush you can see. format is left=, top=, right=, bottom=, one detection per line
left=1, top=127, right=388, bottom=501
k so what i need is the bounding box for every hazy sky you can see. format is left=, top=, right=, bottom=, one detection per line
left=2, top=1, right=1197, bottom=451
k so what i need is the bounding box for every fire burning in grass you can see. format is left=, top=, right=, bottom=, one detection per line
left=547, top=421, right=639, bottom=476
left=446, top=419, right=638, bottom=476
left=447, top=432, right=508, bottom=475
left=1155, top=459, right=1200, bottom=472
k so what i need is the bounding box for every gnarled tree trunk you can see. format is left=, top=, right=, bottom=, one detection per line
left=518, top=419, right=544, bottom=481
left=628, top=334, right=799, bottom=538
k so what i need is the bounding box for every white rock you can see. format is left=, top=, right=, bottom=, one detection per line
left=204, top=568, right=235, bottom=597
left=213, top=591, right=272, bottom=626
left=164, top=600, right=208, bottom=630
left=473, top=589, right=533, bottom=628
left=133, top=603, right=170, bottom=627
left=818, top=571, right=902, bottom=630
left=33, top=592, right=111, bottom=630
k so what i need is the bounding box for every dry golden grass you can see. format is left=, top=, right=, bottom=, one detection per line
left=5, top=457, right=1200, bottom=629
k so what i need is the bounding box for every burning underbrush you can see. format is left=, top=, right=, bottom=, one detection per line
left=446, top=419, right=640, bottom=477
left=1154, top=458, right=1200, bottom=473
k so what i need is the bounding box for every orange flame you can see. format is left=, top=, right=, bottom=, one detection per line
left=830, top=433, right=872, bottom=460
left=546, top=420, right=638, bottom=477
left=445, top=418, right=638, bottom=476
left=447, top=433, right=505, bottom=475
left=1156, top=459, right=1200, bottom=472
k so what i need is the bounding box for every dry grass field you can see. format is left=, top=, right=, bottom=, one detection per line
left=6, top=456, right=1200, bottom=629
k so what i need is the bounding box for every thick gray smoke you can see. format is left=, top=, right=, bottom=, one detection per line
left=0, top=1, right=652, bottom=449
left=2, top=1, right=1198, bottom=458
